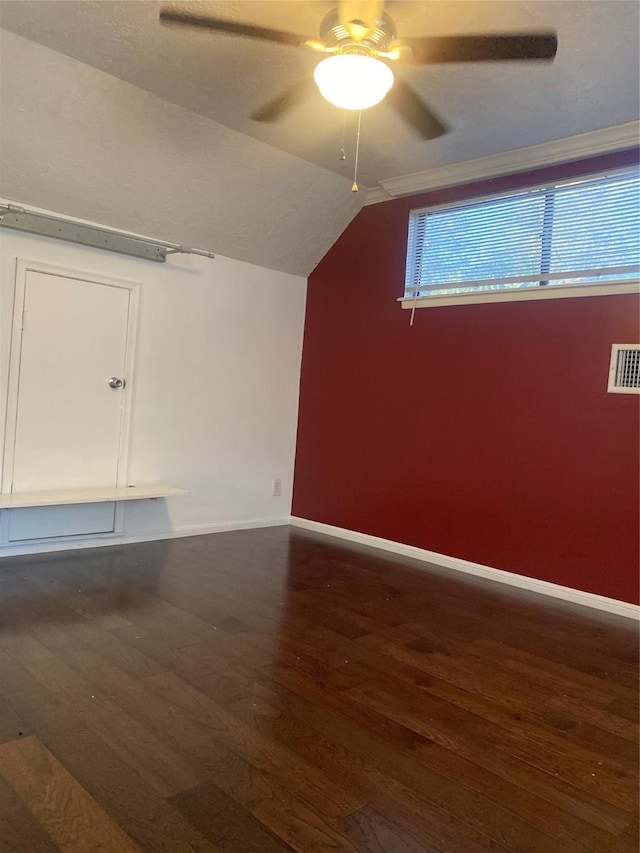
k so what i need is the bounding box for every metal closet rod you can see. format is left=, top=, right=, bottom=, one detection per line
left=0, top=203, right=216, bottom=262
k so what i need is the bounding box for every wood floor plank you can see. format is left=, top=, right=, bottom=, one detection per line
left=351, top=631, right=640, bottom=761
left=477, top=638, right=638, bottom=707
left=340, top=805, right=435, bottom=853
left=0, top=628, right=55, bottom=664
left=345, top=681, right=638, bottom=814
left=0, top=736, right=139, bottom=852
left=339, top=653, right=639, bottom=810
left=142, top=670, right=366, bottom=818
left=24, top=657, right=200, bottom=798
left=607, top=698, right=640, bottom=723
left=62, top=739, right=221, bottom=852
left=73, top=663, right=214, bottom=754
left=225, top=682, right=627, bottom=853
left=0, top=527, right=636, bottom=853
left=224, top=693, right=513, bottom=852
left=356, top=629, right=640, bottom=743
left=0, top=652, right=101, bottom=758
left=225, top=624, right=635, bottom=840
left=264, top=659, right=634, bottom=839
left=171, top=780, right=295, bottom=852
left=0, top=773, right=60, bottom=852
left=183, top=740, right=360, bottom=852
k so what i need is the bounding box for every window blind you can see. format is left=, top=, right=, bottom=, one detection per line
left=404, top=168, right=640, bottom=298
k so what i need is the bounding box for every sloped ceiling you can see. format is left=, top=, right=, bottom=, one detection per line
left=0, top=27, right=362, bottom=277
left=1, top=1, right=639, bottom=276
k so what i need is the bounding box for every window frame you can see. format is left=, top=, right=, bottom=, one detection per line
left=400, top=166, right=640, bottom=310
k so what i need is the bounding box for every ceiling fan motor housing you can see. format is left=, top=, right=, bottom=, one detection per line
left=319, top=8, right=397, bottom=54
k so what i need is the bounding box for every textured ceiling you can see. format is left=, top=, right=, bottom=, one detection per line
left=0, top=29, right=362, bottom=276
left=1, top=1, right=638, bottom=278
left=1, top=1, right=639, bottom=189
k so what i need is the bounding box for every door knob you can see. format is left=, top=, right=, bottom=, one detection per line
left=108, top=376, right=125, bottom=389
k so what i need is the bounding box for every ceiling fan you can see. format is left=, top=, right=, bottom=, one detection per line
left=159, top=1, right=558, bottom=140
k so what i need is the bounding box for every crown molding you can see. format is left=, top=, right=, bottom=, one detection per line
left=364, top=121, right=640, bottom=205
left=365, top=185, right=395, bottom=204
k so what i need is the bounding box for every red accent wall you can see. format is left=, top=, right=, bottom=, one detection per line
left=293, top=150, right=640, bottom=605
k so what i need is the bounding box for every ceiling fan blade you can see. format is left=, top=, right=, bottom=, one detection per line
left=386, top=79, right=448, bottom=140
left=398, top=33, right=558, bottom=64
left=250, top=81, right=313, bottom=123
left=159, top=10, right=310, bottom=48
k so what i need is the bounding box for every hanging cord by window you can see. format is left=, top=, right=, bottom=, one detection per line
left=410, top=240, right=425, bottom=326
left=352, top=110, right=362, bottom=192
left=410, top=290, right=419, bottom=326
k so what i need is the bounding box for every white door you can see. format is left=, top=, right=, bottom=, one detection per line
left=4, top=268, right=134, bottom=540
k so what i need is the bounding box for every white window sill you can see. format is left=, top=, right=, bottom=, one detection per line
left=399, top=280, right=640, bottom=310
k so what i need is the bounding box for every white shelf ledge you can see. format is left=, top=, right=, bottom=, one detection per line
left=0, top=485, right=187, bottom=510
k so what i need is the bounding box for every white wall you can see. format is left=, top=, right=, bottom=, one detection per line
left=0, top=226, right=307, bottom=555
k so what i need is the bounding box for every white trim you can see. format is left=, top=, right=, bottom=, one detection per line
left=0, top=258, right=141, bottom=544
left=404, top=165, right=637, bottom=219
left=608, top=344, right=640, bottom=394
left=0, top=259, right=27, bottom=498
left=365, top=121, right=640, bottom=205
left=4, top=515, right=636, bottom=620
left=399, top=280, right=639, bottom=309
left=289, top=517, right=639, bottom=621
left=0, top=517, right=290, bottom=558
left=0, top=485, right=187, bottom=509
left=405, top=266, right=640, bottom=294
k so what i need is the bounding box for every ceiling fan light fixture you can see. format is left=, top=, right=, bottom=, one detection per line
left=314, top=54, right=394, bottom=110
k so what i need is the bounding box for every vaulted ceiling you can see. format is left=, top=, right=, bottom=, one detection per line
left=1, top=2, right=638, bottom=275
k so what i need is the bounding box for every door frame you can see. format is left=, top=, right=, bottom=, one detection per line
left=1, top=258, right=140, bottom=542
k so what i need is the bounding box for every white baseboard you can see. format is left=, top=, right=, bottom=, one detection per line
left=290, top=516, right=639, bottom=621
left=0, top=517, right=289, bottom=558
left=4, top=513, right=636, bottom=621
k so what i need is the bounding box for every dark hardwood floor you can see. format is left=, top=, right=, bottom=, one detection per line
left=0, top=526, right=637, bottom=852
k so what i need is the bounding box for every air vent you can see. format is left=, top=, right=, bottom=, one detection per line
left=608, top=345, right=640, bottom=394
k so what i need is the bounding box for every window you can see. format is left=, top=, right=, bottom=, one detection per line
left=403, top=168, right=640, bottom=306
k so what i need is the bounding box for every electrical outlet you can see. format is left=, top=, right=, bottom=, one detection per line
left=272, top=478, right=282, bottom=497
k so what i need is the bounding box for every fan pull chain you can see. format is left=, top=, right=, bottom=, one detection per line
left=339, top=109, right=347, bottom=162
left=352, top=110, right=362, bottom=192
